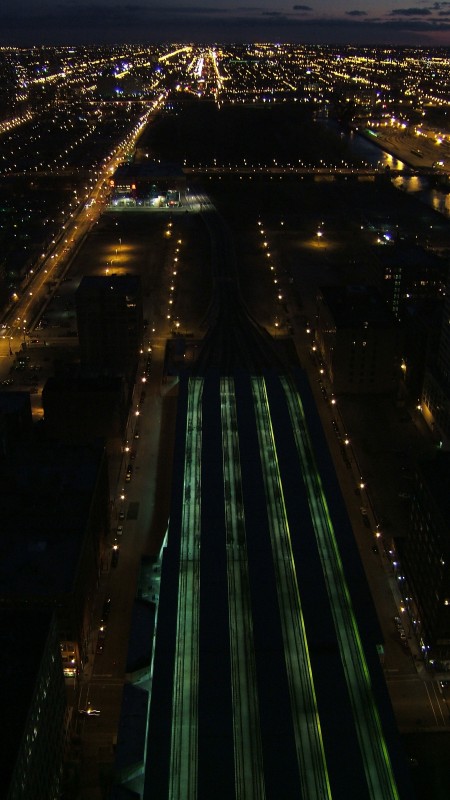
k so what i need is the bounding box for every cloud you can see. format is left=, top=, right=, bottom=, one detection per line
left=389, top=6, right=432, bottom=15
left=106, top=4, right=228, bottom=11
left=1, top=2, right=450, bottom=46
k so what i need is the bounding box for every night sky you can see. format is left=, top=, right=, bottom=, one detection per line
left=1, top=1, right=450, bottom=47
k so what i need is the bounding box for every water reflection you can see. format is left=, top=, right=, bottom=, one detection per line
left=332, top=121, right=450, bottom=220
left=429, top=188, right=450, bottom=216
left=379, top=151, right=406, bottom=172
left=390, top=176, right=450, bottom=217
left=392, top=175, right=428, bottom=193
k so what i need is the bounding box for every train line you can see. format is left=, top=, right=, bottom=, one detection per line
left=220, top=376, right=266, bottom=799
left=281, top=374, right=400, bottom=800
left=251, top=375, right=332, bottom=800
left=144, top=187, right=412, bottom=798
left=169, top=377, right=204, bottom=800
left=194, top=203, right=288, bottom=375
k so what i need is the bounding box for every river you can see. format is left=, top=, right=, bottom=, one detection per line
left=324, top=119, right=450, bottom=221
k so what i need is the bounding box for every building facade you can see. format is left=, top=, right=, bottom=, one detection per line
left=2, top=610, right=67, bottom=800
left=315, top=284, right=401, bottom=394
left=421, top=268, right=450, bottom=447
left=401, top=452, right=450, bottom=666
left=76, top=274, right=143, bottom=384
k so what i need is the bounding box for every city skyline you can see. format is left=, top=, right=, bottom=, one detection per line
left=1, top=0, right=450, bottom=47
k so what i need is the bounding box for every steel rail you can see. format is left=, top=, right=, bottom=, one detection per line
left=221, top=377, right=266, bottom=800
left=281, top=374, right=400, bottom=800
left=251, top=376, right=331, bottom=800
left=169, top=377, right=203, bottom=800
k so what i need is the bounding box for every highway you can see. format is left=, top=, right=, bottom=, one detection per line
left=0, top=99, right=161, bottom=368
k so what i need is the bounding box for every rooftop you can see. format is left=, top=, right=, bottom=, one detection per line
left=319, top=284, right=396, bottom=329
left=0, top=441, right=106, bottom=598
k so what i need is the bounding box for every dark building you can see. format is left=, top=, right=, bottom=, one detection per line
left=0, top=52, right=24, bottom=122
left=422, top=368, right=450, bottom=447
left=422, top=267, right=450, bottom=446
left=0, top=440, right=110, bottom=674
left=372, top=242, right=447, bottom=322
left=76, top=274, right=143, bottom=384
left=42, top=369, right=128, bottom=457
left=316, top=284, right=401, bottom=394
left=0, top=391, right=33, bottom=462
left=401, top=298, right=443, bottom=403
left=401, top=452, right=450, bottom=666
left=0, top=608, right=67, bottom=800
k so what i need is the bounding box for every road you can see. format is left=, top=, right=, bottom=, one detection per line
left=356, top=125, right=450, bottom=172
left=0, top=103, right=159, bottom=378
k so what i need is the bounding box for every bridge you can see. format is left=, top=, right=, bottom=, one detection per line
left=5, top=162, right=441, bottom=183
left=183, top=164, right=440, bottom=179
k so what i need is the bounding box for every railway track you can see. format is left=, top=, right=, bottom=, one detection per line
left=169, top=377, right=203, bottom=800
left=162, top=190, right=404, bottom=798
left=251, top=375, right=332, bottom=800
left=281, top=374, right=400, bottom=800
left=221, top=376, right=266, bottom=799
left=194, top=201, right=288, bottom=375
